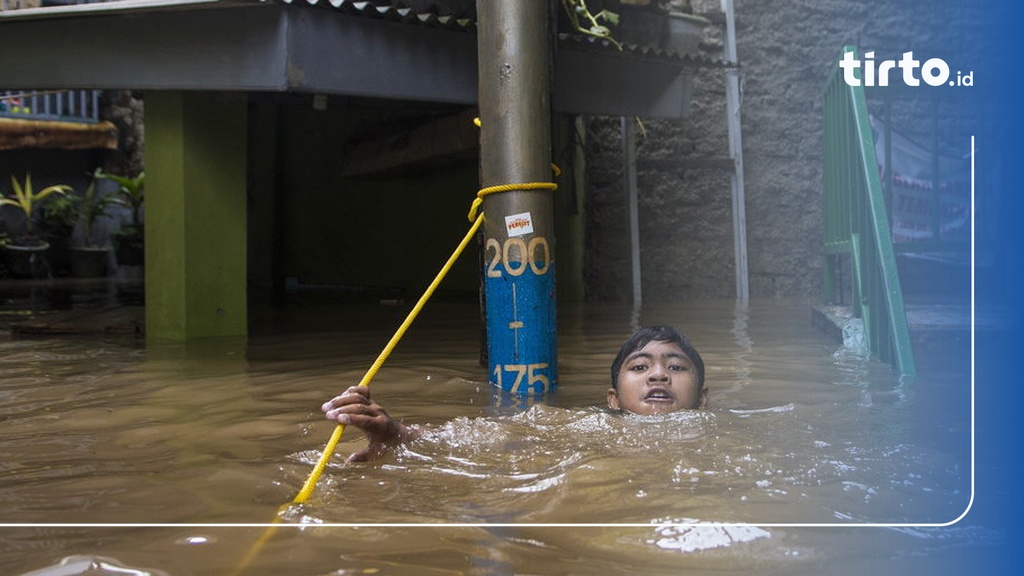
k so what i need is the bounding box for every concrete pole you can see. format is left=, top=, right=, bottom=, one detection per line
left=722, top=0, right=750, bottom=299
left=622, top=116, right=642, bottom=305
left=477, top=0, right=557, bottom=395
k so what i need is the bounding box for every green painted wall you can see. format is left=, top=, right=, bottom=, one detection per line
left=145, top=91, right=248, bottom=341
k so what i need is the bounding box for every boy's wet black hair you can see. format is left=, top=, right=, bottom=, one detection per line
left=610, top=325, right=705, bottom=389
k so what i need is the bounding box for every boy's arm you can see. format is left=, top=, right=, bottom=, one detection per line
left=321, top=385, right=423, bottom=462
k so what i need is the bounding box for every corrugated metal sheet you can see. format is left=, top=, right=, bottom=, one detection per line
left=277, top=0, right=475, bottom=28
left=280, top=0, right=721, bottom=65
left=281, top=0, right=723, bottom=68
left=2, top=0, right=720, bottom=65
left=557, top=32, right=723, bottom=68
left=0, top=0, right=477, bottom=28
left=0, top=0, right=715, bottom=118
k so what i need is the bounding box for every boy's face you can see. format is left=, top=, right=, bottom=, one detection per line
left=608, top=340, right=707, bottom=415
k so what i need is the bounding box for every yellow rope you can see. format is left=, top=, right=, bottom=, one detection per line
left=468, top=157, right=561, bottom=222
left=233, top=122, right=561, bottom=574
left=468, top=180, right=558, bottom=222
left=230, top=214, right=485, bottom=576
left=297, top=170, right=560, bottom=501
left=296, top=172, right=561, bottom=500
left=295, top=212, right=486, bottom=503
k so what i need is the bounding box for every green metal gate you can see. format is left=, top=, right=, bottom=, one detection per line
left=822, top=46, right=916, bottom=375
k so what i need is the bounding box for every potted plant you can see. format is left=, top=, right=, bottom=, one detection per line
left=663, top=1, right=708, bottom=55
left=97, top=170, right=145, bottom=267
left=0, top=173, right=71, bottom=277
left=69, top=174, right=117, bottom=277
left=614, top=0, right=667, bottom=48
left=39, top=192, right=79, bottom=276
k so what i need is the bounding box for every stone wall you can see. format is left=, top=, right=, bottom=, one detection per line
left=583, top=0, right=983, bottom=301
left=100, top=90, right=145, bottom=177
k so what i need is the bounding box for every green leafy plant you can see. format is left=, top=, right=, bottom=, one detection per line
left=0, top=173, right=71, bottom=246
left=77, top=176, right=117, bottom=248
left=96, top=169, right=145, bottom=264
left=38, top=170, right=117, bottom=248
left=562, top=0, right=622, bottom=49
left=96, top=170, right=144, bottom=228
left=40, top=193, right=79, bottom=234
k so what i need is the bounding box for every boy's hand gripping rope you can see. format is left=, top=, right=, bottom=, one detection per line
left=232, top=148, right=558, bottom=575
left=295, top=170, right=558, bottom=505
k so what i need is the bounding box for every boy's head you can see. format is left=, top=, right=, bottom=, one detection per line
left=608, top=325, right=707, bottom=414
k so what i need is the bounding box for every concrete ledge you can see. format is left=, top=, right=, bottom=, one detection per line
left=812, top=302, right=981, bottom=370
left=812, top=304, right=853, bottom=344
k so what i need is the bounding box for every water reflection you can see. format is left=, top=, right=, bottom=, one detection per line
left=0, top=297, right=979, bottom=575
left=725, top=299, right=753, bottom=395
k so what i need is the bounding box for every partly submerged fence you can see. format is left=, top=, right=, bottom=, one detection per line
left=0, top=89, right=102, bottom=123
left=822, top=46, right=915, bottom=375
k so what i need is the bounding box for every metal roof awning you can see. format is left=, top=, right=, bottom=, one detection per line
left=0, top=0, right=709, bottom=119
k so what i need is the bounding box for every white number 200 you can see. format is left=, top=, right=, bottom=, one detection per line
left=485, top=237, right=551, bottom=278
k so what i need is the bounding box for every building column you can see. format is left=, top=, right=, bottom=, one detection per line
left=477, top=1, right=557, bottom=395
left=144, top=91, right=248, bottom=342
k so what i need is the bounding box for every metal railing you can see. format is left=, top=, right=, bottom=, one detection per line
left=822, top=46, right=915, bottom=375
left=0, top=89, right=103, bottom=123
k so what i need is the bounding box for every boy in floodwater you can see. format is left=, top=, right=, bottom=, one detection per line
left=321, top=324, right=708, bottom=461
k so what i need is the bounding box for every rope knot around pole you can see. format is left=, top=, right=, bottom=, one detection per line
left=468, top=179, right=560, bottom=223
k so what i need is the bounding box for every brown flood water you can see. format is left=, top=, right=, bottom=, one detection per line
left=0, top=296, right=984, bottom=575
